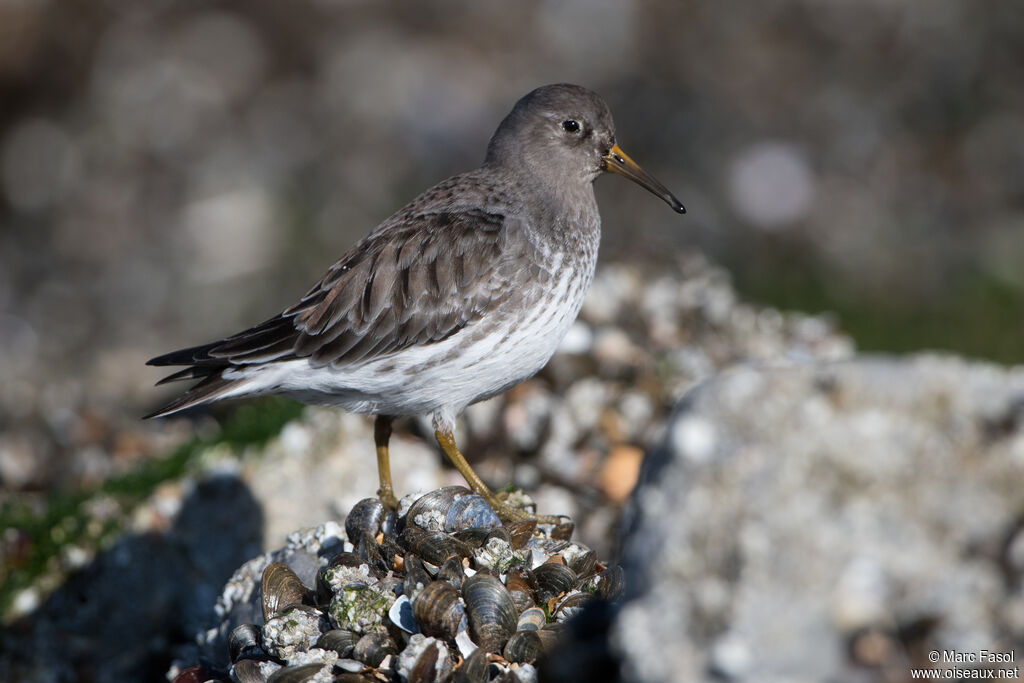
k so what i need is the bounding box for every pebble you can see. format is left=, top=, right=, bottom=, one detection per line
left=599, top=445, right=644, bottom=504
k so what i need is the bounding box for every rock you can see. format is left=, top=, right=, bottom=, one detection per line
left=0, top=475, right=263, bottom=683
left=599, top=445, right=645, bottom=504
left=614, top=354, right=1024, bottom=682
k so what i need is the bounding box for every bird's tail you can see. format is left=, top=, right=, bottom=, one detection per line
left=145, top=314, right=296, bottom=418
left=143, top=372, right=247, bottom=419
left=145, top=340, right=253, bottom=418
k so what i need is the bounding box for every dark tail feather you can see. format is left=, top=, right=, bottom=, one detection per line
left=148, top=315, right=296, bottom=367
left=144, top=374, right=240, bottom=419
left=205, top=316, right=296, bottom=359
left=154, top=365, right=223, bottom=386
left=146, top=314, right=296, bottom=418
left=147, top=342, right=222, bottom=367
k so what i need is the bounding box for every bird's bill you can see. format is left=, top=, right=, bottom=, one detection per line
left=602, top=144, right=686, bottom=214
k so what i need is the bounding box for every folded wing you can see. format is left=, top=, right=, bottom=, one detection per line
left=145, top=208, right=509, bottom=417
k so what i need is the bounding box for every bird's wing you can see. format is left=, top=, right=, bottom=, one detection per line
left=148, top=207, right=512, bottom=375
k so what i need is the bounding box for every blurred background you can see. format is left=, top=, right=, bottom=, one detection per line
left=1, top=0, right=1022, bottom=629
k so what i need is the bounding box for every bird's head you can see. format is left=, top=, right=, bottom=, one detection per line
left=486, top=83, right=685, bottom=214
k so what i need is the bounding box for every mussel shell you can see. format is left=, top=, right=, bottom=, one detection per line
left=445, top=493, right=501, bottom=532
left=554, top=590, right=594, bottom=621
left=437, top=555, right=466, bottom=589
left=229, top=623, right=264, bottom=662
left=266, top=663, right=325, bottom=683
left=494, top=671, right=528, bottom=683
left=389, top=594, right=417, bottom=633
left=527, top=538, right=570, bottom=561
left=335, top=675, right=381, bottom=683
left=503, top=630, right=543, bottom=664
left=462, top=573, right=517, bottom=653
left=352, top=631, right=397, bottom=667
left=326, top=551, right=365, bottom=568
left=551, top=520, right=575, bottom=541
left=533, top=562, right=577, bottom=604
left=406, top=639, right=443, bottom=683
left=399, top=526, right=474, bottom=565
left=486, top=526, right=512, bottom=544
left=597, top=565, right=625, bottom=601
left=505, top=566, right=538, bottom=614
left=568, top=550, right=598, bottom=580
left=379, top=534, right=404, bottom=567
left=508, top=592, right=534, bottom=616
left=402, top=554, right=433, bottom=600
left=453, top=648, right=489, bottom=683
left=472, top=535, right=528, bottom=575
left=451, top=527, right=491, bottom=549
left=412, top=579, right=464, bottom=640
left=345, top=497, right=385, bottom=544
left=356, top=531, right=389, bottom=579
left=232, top=659, right=267, bottom=683
left=173, top=664, right=225, bottom=683
left=261, top=562, right=309, bottom=621
left=316, top=628, right=359, bottom=658
left=406, top=486, right=502, bottom=533
left=336, top=659, right=365, bottom=673
left=516, top=607, right=546, bottom=632
left=505, top=520, right=537, bottom=549
left=406, top=486, right=472, bottom=530
left=534, top=627, right=562, bottom=651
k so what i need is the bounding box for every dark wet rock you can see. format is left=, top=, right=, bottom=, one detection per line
left=0, top=475, right=262, bottom=683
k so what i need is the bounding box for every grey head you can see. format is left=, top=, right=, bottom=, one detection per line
left=485, top=83, right=685, bottom=213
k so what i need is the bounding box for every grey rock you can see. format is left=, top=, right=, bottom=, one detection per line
left=615, top=355, right=1024, bottom=682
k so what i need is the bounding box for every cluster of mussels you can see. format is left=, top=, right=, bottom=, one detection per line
left=224, top=486, right=623, bottom=683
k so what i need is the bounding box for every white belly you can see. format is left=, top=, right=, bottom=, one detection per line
left=223, top=265, right=593, bottom=420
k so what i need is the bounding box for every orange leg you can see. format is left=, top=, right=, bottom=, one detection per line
left=374, top=415, right=399, bottom=510
left=434, top=428, right=563, bottom=524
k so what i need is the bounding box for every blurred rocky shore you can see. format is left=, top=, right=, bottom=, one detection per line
left=1, top=3, right=1023, bottom=679
left=3, top=255, right=1022, bottom=682
left=1, top=256, right=850, bottom=681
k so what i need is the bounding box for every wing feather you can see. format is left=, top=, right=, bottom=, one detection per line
left=293, top=210, right=507, bottom=366
left=149, top=206, right=511, bottom=384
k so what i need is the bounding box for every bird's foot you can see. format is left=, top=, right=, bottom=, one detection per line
left=432, top=428, right=569, bottom=526
left=377, top=488, right=399, bottom=512
left=487, top=489, right=567, bottom=526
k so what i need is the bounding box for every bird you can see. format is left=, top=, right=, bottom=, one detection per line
left=146, top=83, right=685, bottom=523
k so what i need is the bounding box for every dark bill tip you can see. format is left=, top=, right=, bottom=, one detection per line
left=603, top=144, right=686, bottom=215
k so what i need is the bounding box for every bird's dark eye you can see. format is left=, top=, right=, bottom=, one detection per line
left=562, top=120, right=580, bottom=133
